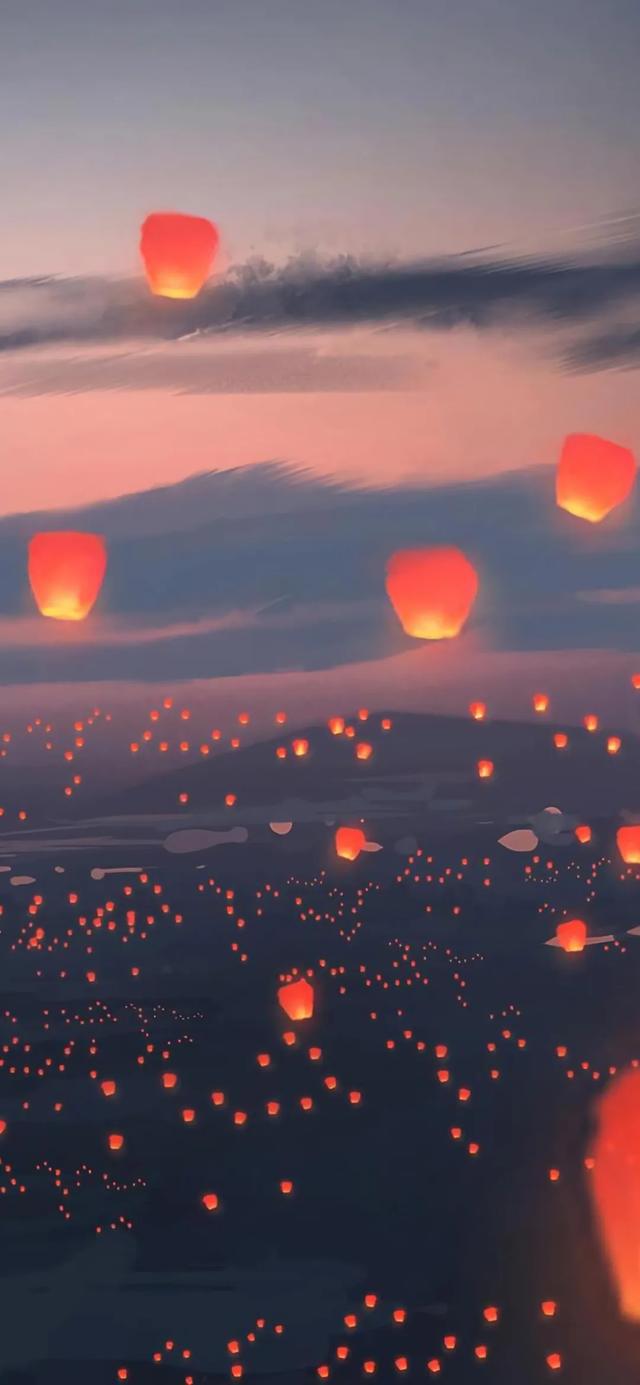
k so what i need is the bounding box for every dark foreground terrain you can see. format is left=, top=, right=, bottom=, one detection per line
left=0, top=705, right=639, bottom=1383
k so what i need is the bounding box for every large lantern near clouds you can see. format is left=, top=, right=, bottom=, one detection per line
left=386, top=547, right=478, bottom=640
left=140, top=212, right=219, bottom=300
left=28, top=532, right=107, bottom=622
left=556, top=434, right=636, bottom=523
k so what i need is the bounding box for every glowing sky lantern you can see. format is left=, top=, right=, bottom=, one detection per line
left=589, top=1068, right=640, bottom=1321
left=385, top=547, right=478, bottom=640
left=556, top=918, right=587, bottom=953
left=278, top=976, right=314, bottom=1021
left=556, top=433, right=636, bottom=523
left=477, top=759, right=494, bottom=779
left=140, top=212, right=219, bottom=299
left=575, top=824, right=592, bottom=844
left=28, top=532, right=107, bottom=621
left=469, top=701, right=486, bottom=721
left=336, top=827, right=366, bottom=861
left=617, top=826, right=640, bottom=864
left=533, top=692, right=549, bottom=713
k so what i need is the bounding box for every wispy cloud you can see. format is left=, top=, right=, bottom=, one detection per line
left=1, top=249, right=639, bottom=365
left=565, top=324, right=640, bottom=372
left=0, top=609, right=262, bottom=649
left=576, top=586, right=640, bottom=606
left=0, top=342, right=421, bottom=397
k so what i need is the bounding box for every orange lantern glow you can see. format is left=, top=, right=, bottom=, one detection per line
left=385, top=547, right=478, bottom=640
left=336, top=827, right=366, bottom=861
left=278, top=977, right=314, bottom=1021
left=554, top=732, right=568, bottom=750
left=28, top=532, right=107, bottom=621
left=533, top=693, right=549, bottom=713
left=556, top=918, right=587, bottom=953
left=328, top=717, right=345, bottom=735
left=584, top=714, right=599, bottom=732
left=589, top=1068, right=640, bottom=1321
left=617, top=826, right=640, bottom=864
left=355, top=742, right=373, bottom=761
left=469, top=701, right=486, bottom=721
left=140, top=212, right=219, bottom=299
left=575, top=824, right=592, bottom=845
left=556, top=433, right=636, bottom=523
left=477, top=759, right=494, bottom=779
left=292, top=738, right=309, bottom=758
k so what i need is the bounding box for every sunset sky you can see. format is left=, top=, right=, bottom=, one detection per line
left=1, top=0, right=639, bottom=704
left=4, top=0, right=639, bottom=277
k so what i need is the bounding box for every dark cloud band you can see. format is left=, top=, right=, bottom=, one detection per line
left=1, top=250, right=639, bottom=357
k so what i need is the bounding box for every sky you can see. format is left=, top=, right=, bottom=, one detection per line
left=3, top=0, right=640, bottom=276
left=1, top=0, right=639, bottom=700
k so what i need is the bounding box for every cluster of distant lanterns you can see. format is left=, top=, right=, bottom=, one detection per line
left=16, top=220, right=640, bottom=1333
left=24, top=212, right=637, bottom=643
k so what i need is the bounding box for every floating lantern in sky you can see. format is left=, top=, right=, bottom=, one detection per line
left=556, top=918, right=587, bottom=953
left=336, top=827, right=366, bottom=861
left=477, top=759, right=494, bottom=780
left=278, top=977, right=314, bottom=1021
left=556, top=434, right=636, bottom=523
left=617, top=827, right=640, bottom=864
left=533, top=692, right=549, bottom=713
left=140, top=212, right=219, bottom=299
left=28, top=532, right=107, bottom=621
left=385, top=547, right=478, bottom=640
left=589, top=1068, right=640, bottom=1321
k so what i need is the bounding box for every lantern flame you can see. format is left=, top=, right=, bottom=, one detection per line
left=28, top=532, right=107, bottom=621
left=556, top=434, right=636, bottom=524
left=385, top=547, right=478, bottom=640
left=336, top=827, right=366, bottom=861
left=278, top=977, right=314, bottom=1021
left=589, top=1068, right=640, bottom=1321
left=617, top=826, right=640, bottom=865
left=140, top=212, right=219, bottom=300
left=556, top=918, right=587, bottom=953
